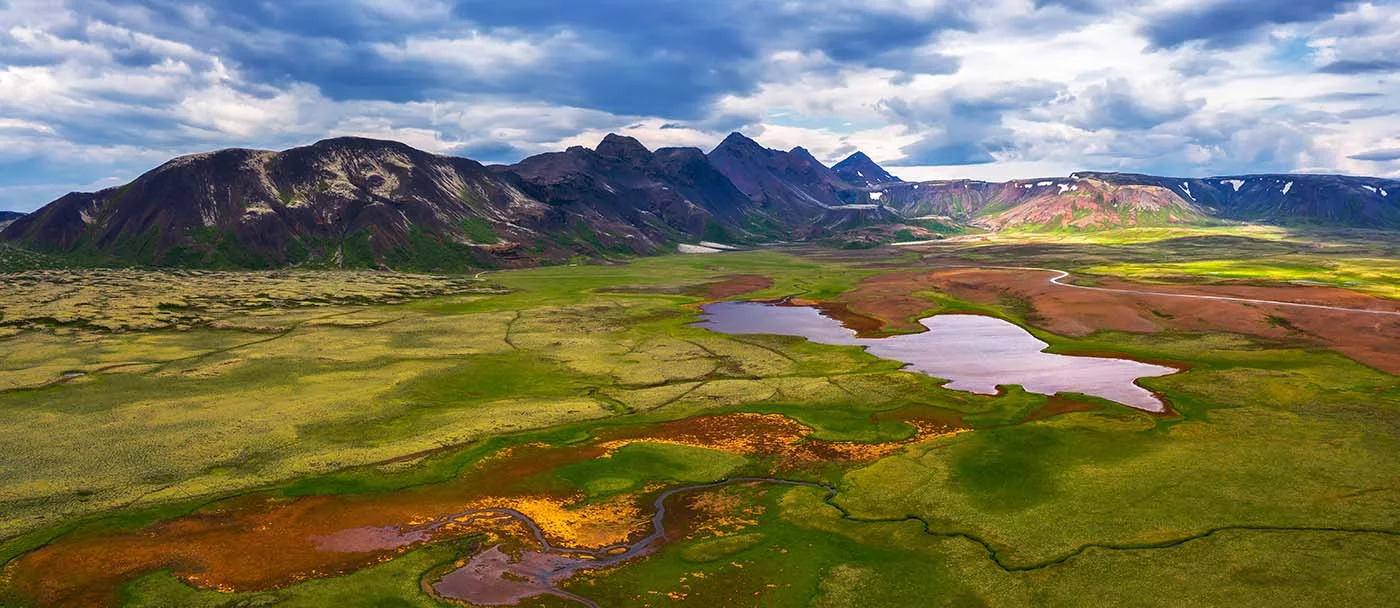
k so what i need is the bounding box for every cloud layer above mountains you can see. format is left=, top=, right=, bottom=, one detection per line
left=1, top=0, right=1397, bottom=210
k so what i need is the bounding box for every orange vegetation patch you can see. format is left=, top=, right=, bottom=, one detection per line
left=597, top=413, right=961, bottom=467
left=835, top=268, right=1400, bottom=374
left=681, top=487, right=766, bottom=539
left=468, top=496, right=646, bottom=549
left=3, top=413, right=960, bottom=608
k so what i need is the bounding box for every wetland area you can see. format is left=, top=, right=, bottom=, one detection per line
left=2, top=229, right=1399, bottom=608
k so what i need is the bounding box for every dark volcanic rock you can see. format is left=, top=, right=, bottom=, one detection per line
left=503, top=134, right=755, bottom=241
left=0, top=137, right=657, bottom=269
left=833, top=152, right=902, bottom=187
left=707, top=133, right=861, bottom=224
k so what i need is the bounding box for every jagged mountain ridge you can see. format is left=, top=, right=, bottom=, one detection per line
left=496, top=134, right=758, bottom=242
left=706, top=133, right=863, bottom=217
left=1, top=135, right=825, bottom=269
left=4, top=133, right=1399, bottom=270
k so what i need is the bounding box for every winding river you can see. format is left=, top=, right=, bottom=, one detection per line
left=427, top=478, right=835, bottom=607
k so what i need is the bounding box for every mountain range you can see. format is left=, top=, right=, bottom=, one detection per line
left=3, top=133, right=1397, bottom=269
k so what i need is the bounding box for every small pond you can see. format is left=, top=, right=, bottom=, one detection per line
left=695, top=302, right=1178, bottom=412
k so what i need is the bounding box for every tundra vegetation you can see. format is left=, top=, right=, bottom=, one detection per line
left=1, top=227, right=1397, bottom=607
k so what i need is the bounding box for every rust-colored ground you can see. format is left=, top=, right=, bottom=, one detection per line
left=697, top=274, right=774, bottom=300
left=601, top=274, right=772, bottom=300
left=831, top=268, right=1400, bottom=373
left=1023, top=397, right=1102, bottom=422
left=785, top=299, right=886, bottom=337
left=3, top=413, right=958, bottom=608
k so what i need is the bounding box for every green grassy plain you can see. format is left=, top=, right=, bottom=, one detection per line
left=2, top=230, right=1398, bottom=607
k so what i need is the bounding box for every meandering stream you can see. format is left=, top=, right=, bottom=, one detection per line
left=427, top=478, right=835, bottom=607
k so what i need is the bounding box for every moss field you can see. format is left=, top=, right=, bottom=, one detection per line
left=1, top=229, right=1398, bottom=607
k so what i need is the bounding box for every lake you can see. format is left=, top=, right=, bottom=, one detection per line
left=695, top=302, right=1177, bottom=412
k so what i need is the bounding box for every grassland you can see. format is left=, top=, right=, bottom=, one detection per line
left=1, top=231, right=1398, bottom=607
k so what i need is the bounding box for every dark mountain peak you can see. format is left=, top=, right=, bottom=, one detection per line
left=307, top=136, right=417, bottom=153
left=788, top=147, right=826, bottom=169
left=712, top=132, right=765, bottom=156
left=595, top=133, right=651, bottom=161
left=289, top=136, right=452, bottom=166
left=654, top=146, right=706, bottom=159
left=833, top=151, right=901, bottom=187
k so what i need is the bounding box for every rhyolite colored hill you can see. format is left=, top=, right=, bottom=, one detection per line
left=877, top=176, right=1210, bottom=230
left=875, top=172, right=1400, bottom=230
left=4, top=133, right=1399, bottom=269
left=1082, top=172, right=1400, bottom=228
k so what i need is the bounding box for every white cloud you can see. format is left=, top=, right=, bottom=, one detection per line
left=373, top=29, right=593, bottom=76
left=353, top=0, right=455, bottom=23
left=2, top=0, right=1399, bottom=213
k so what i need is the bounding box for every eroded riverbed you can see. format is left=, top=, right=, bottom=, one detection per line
left=696, top=302, right=1178, bottom=412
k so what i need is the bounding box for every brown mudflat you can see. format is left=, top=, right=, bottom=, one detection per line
left=699, top=274, right=774, bottom=299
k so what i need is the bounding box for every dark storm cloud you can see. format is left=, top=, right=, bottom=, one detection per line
left=1349, top=149, right=1400, bottom=162
left=1066, top=80, right=1204, bottom=131
left=1338, top=108, right=1397, bottom=120
left=56, top=0, right=974, bottom=119
left=1317, top=59, right=1400, bottom=74
left=1171, top=56, right=1230, bottom=77
left=1032, top=0, right=1107, bottom=14
left=880, top=82, right=1065, bottom=165
left=1142, top=0, right=1359, bottom=49
left=456, top=141, right=531, bottom=165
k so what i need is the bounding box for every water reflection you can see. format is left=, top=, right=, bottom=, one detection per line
left=696, top=302, right=1177, bottom=412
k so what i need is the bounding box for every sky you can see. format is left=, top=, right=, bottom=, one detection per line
left=1, top=0, right=1399, bottom=212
